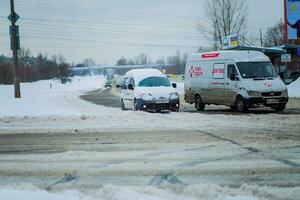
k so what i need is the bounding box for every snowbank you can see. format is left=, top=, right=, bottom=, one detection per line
left=0, top=76, right=105, bottom=116
left=288, top=78, right=300, bottom=97
left=0, top=184, right=267, bottom=200
left=1, top=183, right=300, bottom=200
left=175, top=82, right=184, bottom=95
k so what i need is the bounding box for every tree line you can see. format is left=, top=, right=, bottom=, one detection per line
left=116, top=51, right=188, bottom=75
left=0, top=48, right=70, bottom=84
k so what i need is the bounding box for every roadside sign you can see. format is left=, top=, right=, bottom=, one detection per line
left=7, top=12, right=20, bottom=22
left=9, top=25, right=19, bottom=36
left=10, top=36, right=20, bottom=51
left=281, top=54, right=291, bottom=62
left=222, top=34, right=239, bottom=50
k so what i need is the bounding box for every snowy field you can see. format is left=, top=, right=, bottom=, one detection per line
left=0, top=76, right=300, bottom=200
left=0, top=76, right=299, bottom=134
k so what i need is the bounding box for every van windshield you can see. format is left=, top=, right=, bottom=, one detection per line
left=138, top=77, right=170, bottom=87
left=236, top=62, right=276, bottom=79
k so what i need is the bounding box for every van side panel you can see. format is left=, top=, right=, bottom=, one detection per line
left=185, top=60, right=213, bottom=104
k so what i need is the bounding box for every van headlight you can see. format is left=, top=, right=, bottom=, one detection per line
left=282, top=89, right=288, bottom=97
left=170, top=93, right=179, bottom=100
left=141, top=93, right=155, bottom=102
left=247, top=91, right=261, bottom=97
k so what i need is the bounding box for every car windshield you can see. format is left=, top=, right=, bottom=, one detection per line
left=138, top=77, right=170, bottom=87
left=236, top=62, right=276, bottom=79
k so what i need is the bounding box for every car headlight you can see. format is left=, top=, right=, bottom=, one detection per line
left=282, top=89, right=288, bottom=97
left=141, top=93, right=155, bottom=101
left=247, top=91, right=261, bottom=97
left=170, top=93, right=179, bottom=100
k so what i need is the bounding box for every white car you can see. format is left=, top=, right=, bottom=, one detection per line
left=184, top=50, right=289, bottom=112
left=120, top=69, right=180, bottom=112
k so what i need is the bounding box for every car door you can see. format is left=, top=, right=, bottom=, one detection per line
left=224, top=64, right=239, bottom=105
left=210, top=63, right=225, bottom=105
left=127, top=77, right=135, bottom=109
left=122, top=77, right=130, bottom=109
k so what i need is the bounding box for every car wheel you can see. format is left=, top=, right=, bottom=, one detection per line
left=121, top=99, right=126, bottom=110
left=234, top=96, right=248, bottom=113
left=195, top=95, right=205, bottom=111
left=272, top=104, right=286, bottom=112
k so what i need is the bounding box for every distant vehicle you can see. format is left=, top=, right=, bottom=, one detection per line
left=184, top=50, right=289, bottom=112
left=105, top=76, right=113, bottom=88
left=105, top=79, right=112, bottom=88
left=120, top=69, right=180, bottom=112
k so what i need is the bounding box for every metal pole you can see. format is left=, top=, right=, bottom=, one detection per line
left=260, top=29, right=263, bottom=47
left=10, top=0, right=21, bottom=98
left=284, top=0, right=288, bottom=44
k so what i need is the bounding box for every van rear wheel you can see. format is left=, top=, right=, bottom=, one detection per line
left=234, top=97, right=248, bottom=113
left=195, top=95, right=205, bottom=111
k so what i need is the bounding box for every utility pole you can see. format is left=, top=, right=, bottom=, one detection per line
left=260, top=29, right=263, bottom=47
left=8, top=0, right=21, bottom=98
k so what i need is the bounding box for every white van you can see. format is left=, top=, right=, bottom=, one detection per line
left=120, top=69, right=180, bottom=112
left=184, top=50, right=289, bottom=112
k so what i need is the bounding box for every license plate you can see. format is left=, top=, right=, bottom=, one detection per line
left=156, top=100, right=169, bottom=104
left=266, top=99, right=279, bottom=104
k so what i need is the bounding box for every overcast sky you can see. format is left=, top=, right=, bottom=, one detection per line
left=0, top=0, right=284, bottom=65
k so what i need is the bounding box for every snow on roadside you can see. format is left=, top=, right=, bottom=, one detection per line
left=0, top=76, right=105, bottom=117
left=1, top=183, right=300, bottom=200
left=0, top=184, right=266, bottom=200
left=288, top=78, right=300, bottom=97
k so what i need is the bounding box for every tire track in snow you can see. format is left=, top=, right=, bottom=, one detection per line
left=202, top=131, right=300, bottom=168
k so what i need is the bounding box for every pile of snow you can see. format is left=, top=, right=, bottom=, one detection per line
left=175, top=82, right=184, bottom=95
left=0, top=76, right=105, bottom=116
left=0, top=184, right=266, bottom=200
left=1, top=183, right=300, bottom=200
left=288, top=78, right=300, bottom=97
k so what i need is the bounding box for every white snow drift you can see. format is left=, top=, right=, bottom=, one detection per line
left=0, top=76, right=105, bottom=116
left=288, top=78, right=300, bottom=97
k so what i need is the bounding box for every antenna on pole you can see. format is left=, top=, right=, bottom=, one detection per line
left=260, top=29, right=263, bottom=47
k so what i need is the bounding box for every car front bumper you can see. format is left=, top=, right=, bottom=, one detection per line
left=136, top=99, right=180, bottom=112
left=245, top=97, right=289, bottom=107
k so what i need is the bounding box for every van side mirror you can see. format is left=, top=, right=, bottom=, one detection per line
left=172, top=83, right=177, bottom=88
left=230, top=74, right=236, bottom=81
left=128, top=84, right=134, bottom=90
left=116, top=84, right=120, bottom=88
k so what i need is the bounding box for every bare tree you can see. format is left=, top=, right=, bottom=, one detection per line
left=167, top=50, right=188, bottom=75
left=263, top=20, right=284, bottom=47
left=156, top=57, right=166, bottom=65
left=135, top=53, right=151, bottom=65
left=198, top=0, right=248, bottom=50
left=116, top=57, right=127, bottom=66
left=83, top=58, right=96, bottom=68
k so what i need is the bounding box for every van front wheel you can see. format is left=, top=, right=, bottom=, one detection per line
left=272, top=104, right=286, bottom=112
left=234, top=97, right=248, bottom=113
left=195, top=95, right=205, bottom=111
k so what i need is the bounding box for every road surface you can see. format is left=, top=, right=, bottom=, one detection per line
left=0, top=88, right=299, bottom=193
